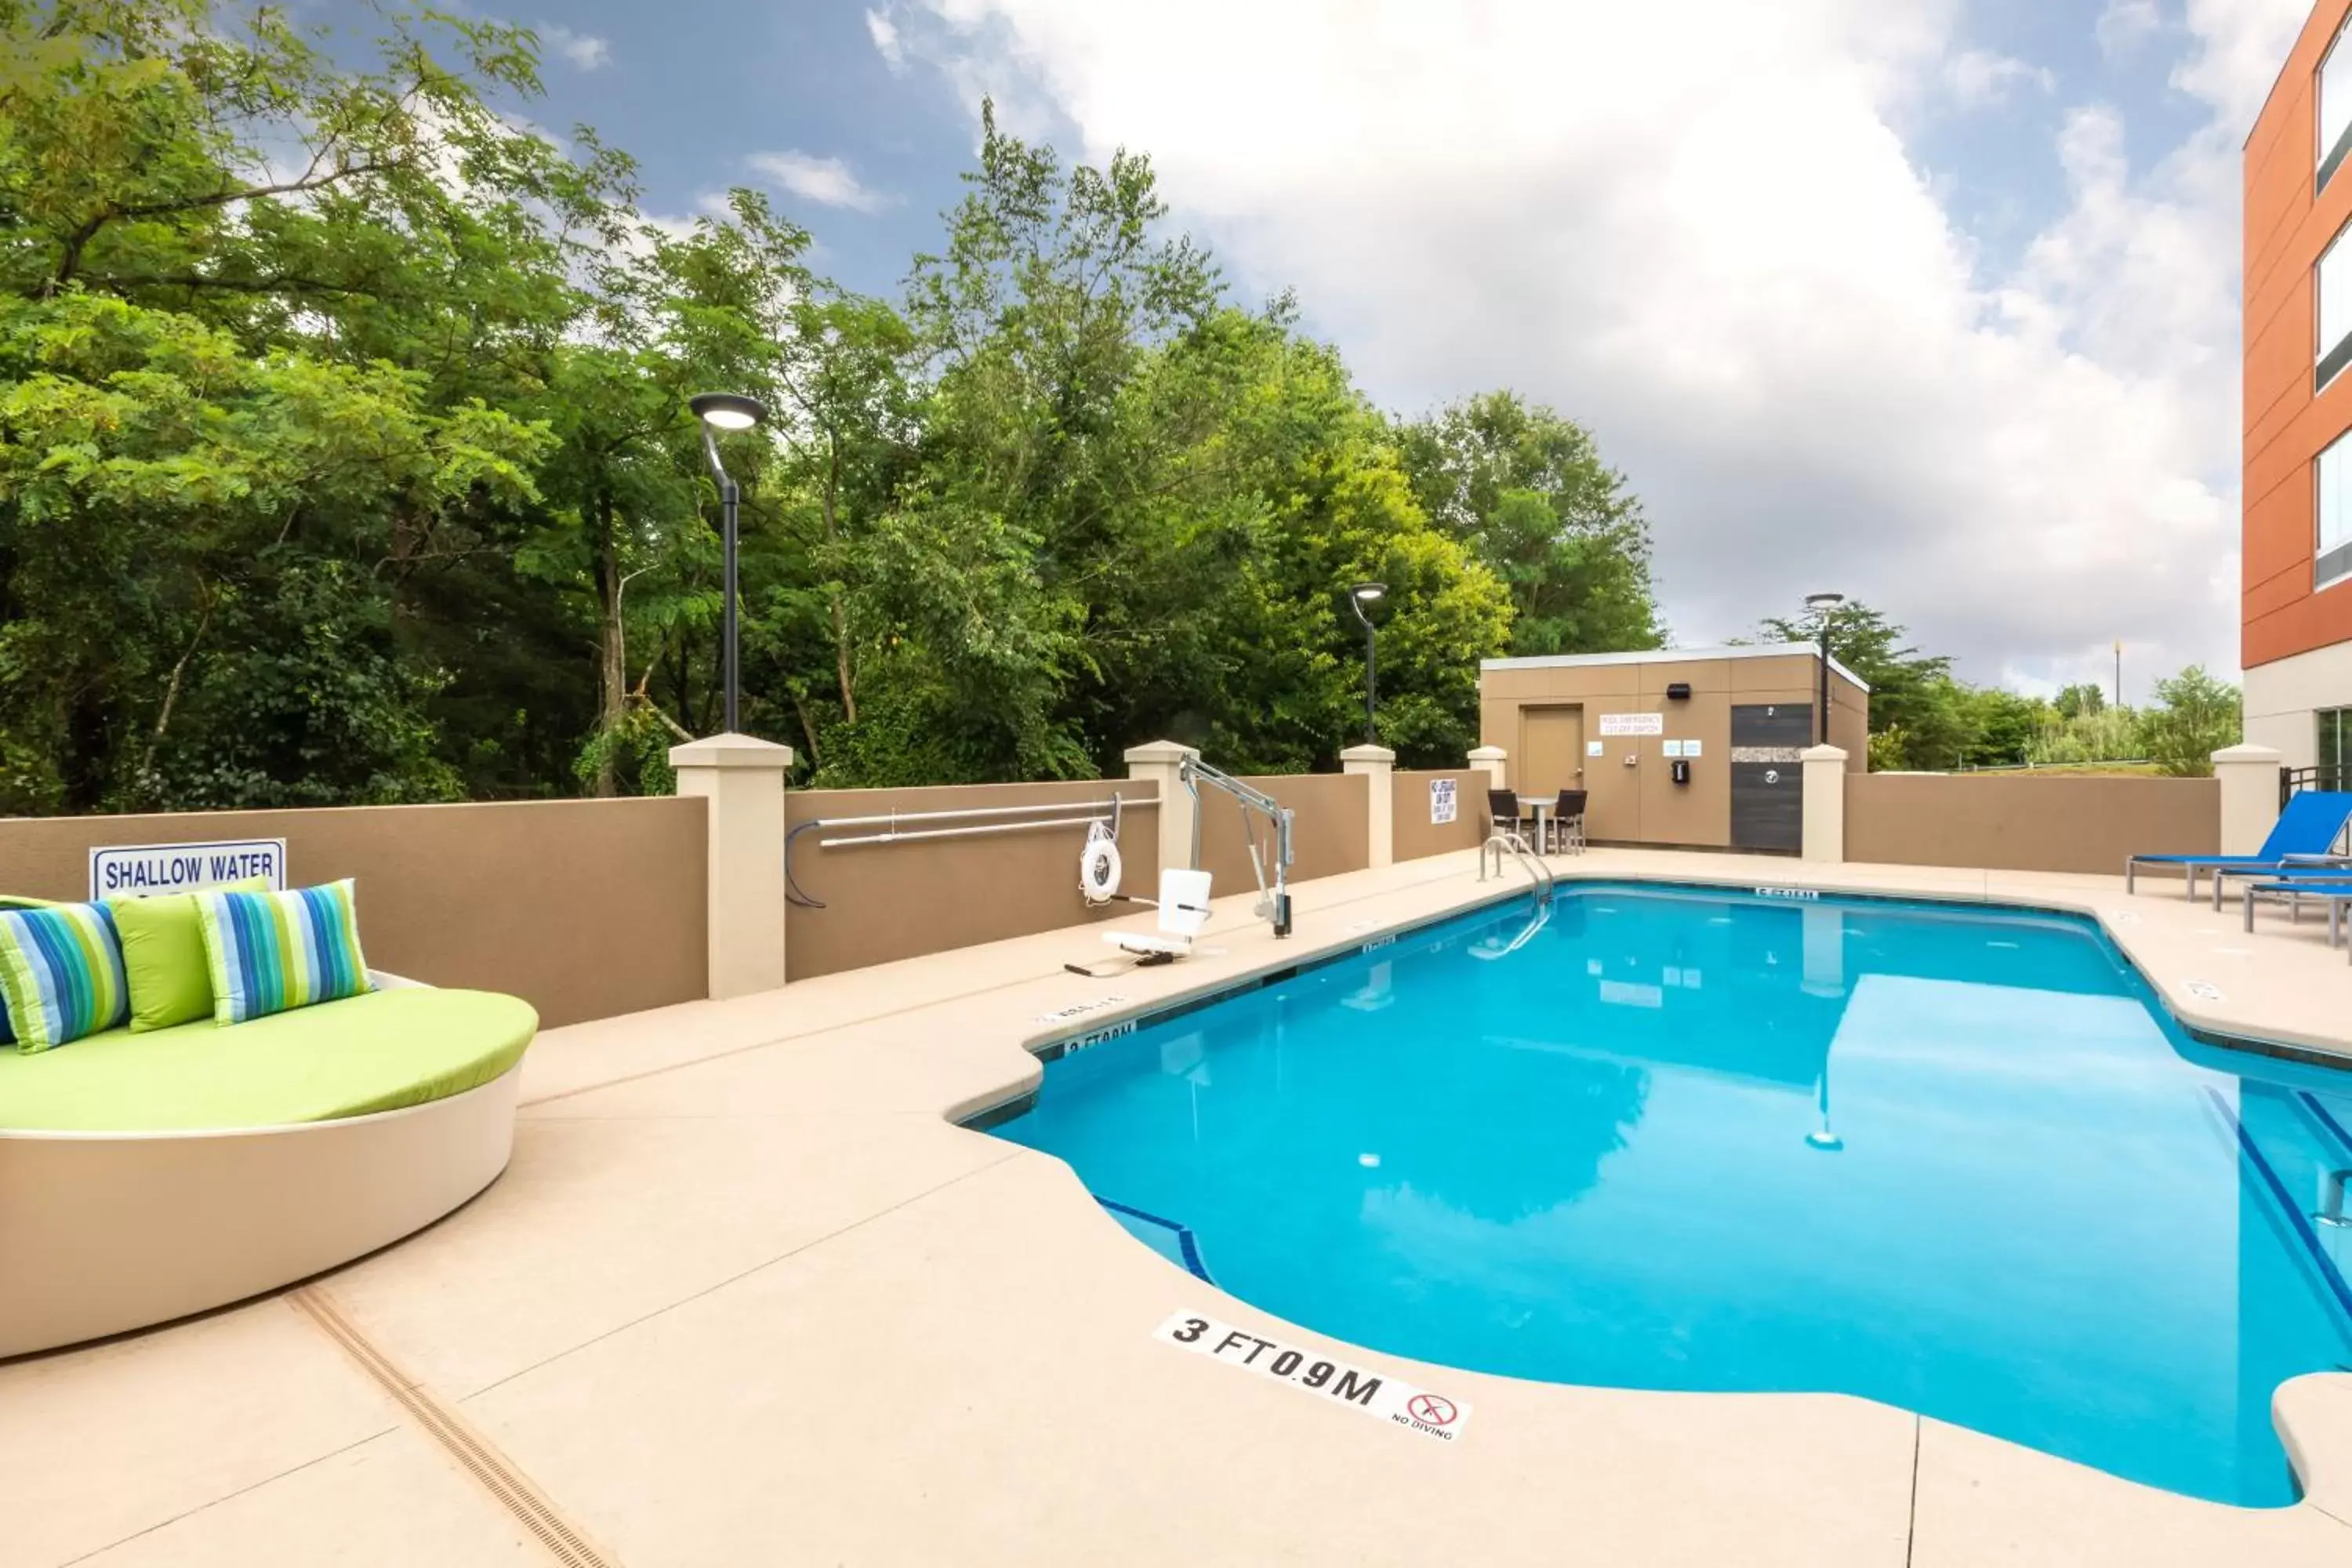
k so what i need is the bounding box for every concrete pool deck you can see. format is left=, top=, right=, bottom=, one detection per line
left=9, top=848, right=2352, bottom=1566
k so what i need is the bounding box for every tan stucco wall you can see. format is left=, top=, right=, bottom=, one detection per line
left=784, top=780, right=1161, bottom=982
left=1391, top=771, right=1486, bottom=862
left=1198, top=772, right=1370, bottom=892
left=1479, top=655, right=1867, bottom=848
left=0, top=798, right=708, bottom=1027
left=1845, top=774, right=2219, bottom=874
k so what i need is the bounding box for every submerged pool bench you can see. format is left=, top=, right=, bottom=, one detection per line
left=0, top=982, right=537, bottom=1359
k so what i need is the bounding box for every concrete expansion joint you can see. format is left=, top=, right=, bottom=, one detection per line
left=289, top=1287, right=619, bottom=1568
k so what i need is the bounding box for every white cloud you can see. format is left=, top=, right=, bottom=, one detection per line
left=1944, top=48, right=2053, bottom=108
left=2095, top=0, right=2165, bottom=59
left=866, top=8, right=906, bottom=71
left=895, top=0, right=2274, bottom=696
left=746, top=151, right=893, bottom=213
left=2171, top=0, right=2311, bottom=138
left=539, top=23, right=612, bottom=72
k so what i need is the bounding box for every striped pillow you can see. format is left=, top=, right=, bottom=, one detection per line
left=195, top=880, right=373, bottom=1025
left=0, top=902, right=132, bottom=1053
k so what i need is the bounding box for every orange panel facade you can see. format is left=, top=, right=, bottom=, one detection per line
left=2244, top=0, right=2352, bottom=670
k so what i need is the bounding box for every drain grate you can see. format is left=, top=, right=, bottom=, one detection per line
left=291, top=1287, right=619, bottom=1568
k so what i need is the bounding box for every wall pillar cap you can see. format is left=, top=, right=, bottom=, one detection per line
left=2211, top=743, right=2282, bottom=763
left=1799, top=744, right=1849, bottom=763
left=1467, top=745, right=1508, bottom=760
left=669, top=732, right=796, bottom=770
left=1122, top=739, right=1201, bottom=764
left=1340, top=744, right=1397, bottom=764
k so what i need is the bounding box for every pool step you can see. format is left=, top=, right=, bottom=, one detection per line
left=2208, top=1086, right=2352, bottom=1327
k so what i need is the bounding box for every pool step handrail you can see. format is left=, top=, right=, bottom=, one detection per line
left=1469, top=900, right=1551, bottom=960
left=1479, top=829, right=1554, bottom=907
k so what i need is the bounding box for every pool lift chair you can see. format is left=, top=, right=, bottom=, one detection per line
left=1177, top=754, right=1295, bottom=940
left=1069, top=755, right=1295, bottom=975
left=1102, top=867, right=1216, bottom=967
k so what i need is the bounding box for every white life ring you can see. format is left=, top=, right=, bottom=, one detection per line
left=1079, top=834, right=1123, bottom=904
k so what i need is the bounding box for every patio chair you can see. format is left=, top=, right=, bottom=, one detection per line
left=2126, top=790, right=2352, bottom=904
left=2241, top=874, right=2352, bottom=954
left=1487, top=788, right=1537, bottom=850
left=1551, top=789, right=1588, bottom=855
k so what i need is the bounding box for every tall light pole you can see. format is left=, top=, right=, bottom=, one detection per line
left=1804, top=592, right=1846, bottom=747
left=1348, top=582, right=1386, bottom=746
left=690, top=392, right=768, bottom=735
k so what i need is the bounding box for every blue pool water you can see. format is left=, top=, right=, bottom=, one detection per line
left=993, top=884, right=2352, bottom=1506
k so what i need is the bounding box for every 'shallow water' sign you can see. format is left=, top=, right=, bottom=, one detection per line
left=89, top=839, right=288, bottom=900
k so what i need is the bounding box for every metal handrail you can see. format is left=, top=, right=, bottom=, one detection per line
left=1479, top=829, right=1554, bottom=906
left=786, top=792, right=1153, bottom=908
left=1469, top=899, right=1551, bottom=960
left=815, top=795, right=1155, bottom=848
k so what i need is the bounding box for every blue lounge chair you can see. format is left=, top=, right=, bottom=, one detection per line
left=2241, top=875, right=2352, bottom=953
left=2209, top=850, right=2352, bottom=909
left=2126, top=790, right=2352, bottom=903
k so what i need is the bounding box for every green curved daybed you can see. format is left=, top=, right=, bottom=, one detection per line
left=0, top=986, right=536, bottom=1133
left=0, top=982, right=539, bottom=1359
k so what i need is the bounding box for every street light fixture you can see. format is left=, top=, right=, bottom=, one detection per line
left=690, top=392, right=770, bottom=735
left=1348, top=583, right=1386, bottom=746
left=1804, top=591, right=1846, bottom=748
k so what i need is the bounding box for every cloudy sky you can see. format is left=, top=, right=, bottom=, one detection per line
left=330, top=1, right=2317, bottom=700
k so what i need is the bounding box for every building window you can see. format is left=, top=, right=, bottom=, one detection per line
left=2325, top=224, right=2352, bottom=391
left=2327, top=18, right=2352, bottom=191
left=2322, top=430, right=2352, bottom=590
left=2321, top=709, right=2352, bottom=783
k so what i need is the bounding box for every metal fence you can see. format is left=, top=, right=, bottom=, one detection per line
left=2281, top=765, right=2351, bottom=808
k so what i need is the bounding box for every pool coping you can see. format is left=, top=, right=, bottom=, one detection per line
left=931, top=856, right=2352, bottom=1537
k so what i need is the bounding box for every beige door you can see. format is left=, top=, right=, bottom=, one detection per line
left=1519, top=706, right=1586, bottom=795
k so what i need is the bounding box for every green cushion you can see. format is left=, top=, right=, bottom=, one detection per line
left=112, top=880, right=267, bottom=1033
left=0, top=986, right=537, bottom=1133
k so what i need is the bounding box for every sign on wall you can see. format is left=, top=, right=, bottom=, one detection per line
left=1598, top=712, right=1664, bottom=737
left=89, top=839, right=287, bottom=901
left=1429, top=778, right=1457, bottom=825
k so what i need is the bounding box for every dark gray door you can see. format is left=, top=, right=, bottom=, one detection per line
left=1730, top=703, right=1810, bottom=852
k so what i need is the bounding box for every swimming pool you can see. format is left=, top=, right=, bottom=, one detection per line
left=992, top=883, right=2352, bottom=1507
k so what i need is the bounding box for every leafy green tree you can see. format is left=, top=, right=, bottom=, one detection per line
left=1954, top=687, right=2049, bottom=769
left=2054, top=681, right=2106, bottom=720
left=0, top=11, right=1603, bottom=812
left=0, top=1, right=615, bottom=809
left=1755, top=601, right=1963, bottom=768
left=2140, top=666, right=2241, bottom=777
left=1399, top=391, right=1663, bottom=655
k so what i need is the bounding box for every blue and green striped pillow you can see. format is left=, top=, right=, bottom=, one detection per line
left=0, top=901, right=132, bottom=1053
left=194, top=880, right=373, bottom=1025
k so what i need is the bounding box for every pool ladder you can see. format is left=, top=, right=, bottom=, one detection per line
left=1479, top=830, right=1554, bottom=906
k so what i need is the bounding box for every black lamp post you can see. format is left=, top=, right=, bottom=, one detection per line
left=690, top=392, right=769, bottom=735
left=1348, top=582, right=1386, bottom=746
left=1804, top=591, right=1846, bottom=747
